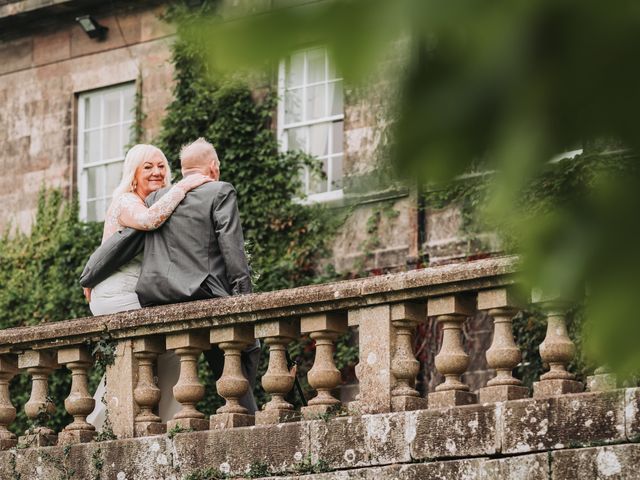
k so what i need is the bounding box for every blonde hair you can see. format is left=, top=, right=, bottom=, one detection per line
left=110, top=144, right=172, bottom=200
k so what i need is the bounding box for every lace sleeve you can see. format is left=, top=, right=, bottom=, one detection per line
left=117, top=187, right=187, bottom=231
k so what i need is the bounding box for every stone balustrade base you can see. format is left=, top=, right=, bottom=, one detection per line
left=533, top=379, right=583, bottom=398
left=255, top=409, right=301, bottom=425
left=478, top=384, right=529, bottom=403
left=428, top=389, right=477, bottom=408
left=135, top=421, right=166, bottom=437
left=301, top=403, right=342, bottom=419
left=18, top=432, right=57, bottom=448
left=210, top=412, right=254, bottom=429
left=391, top=395, right=428, bottom=412
left=0, top=389, right=638, bottom=479
left=167, top=418, right=208, bottom=432
left=57, top=429, right=96, bottom=445
left=0, top=438, right=16, bottom=450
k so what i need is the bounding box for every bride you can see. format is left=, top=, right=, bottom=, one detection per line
left=84, top=143, right=211, bottom=428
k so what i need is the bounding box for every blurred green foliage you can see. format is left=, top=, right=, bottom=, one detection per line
left=182, top=0, right=640, bottom=375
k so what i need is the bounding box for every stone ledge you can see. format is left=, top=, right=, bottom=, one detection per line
left=0, top=256, right=518, bottom=352
left=0, top=388, right=637, bottom=478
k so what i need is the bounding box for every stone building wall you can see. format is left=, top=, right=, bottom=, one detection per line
left=0, top=3, right=174, bottom=234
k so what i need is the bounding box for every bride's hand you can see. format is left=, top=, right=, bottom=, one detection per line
left=83, top=287, right=92, bottom=303
left=177, top=174, right=213, bottom=192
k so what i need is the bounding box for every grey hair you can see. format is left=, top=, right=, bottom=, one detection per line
left=180, top=137, right=220, bottom=168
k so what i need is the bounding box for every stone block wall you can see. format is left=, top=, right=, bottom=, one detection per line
left=1, top=389, right=639, bottom=479
left=0, top=4, right=174, bottom=234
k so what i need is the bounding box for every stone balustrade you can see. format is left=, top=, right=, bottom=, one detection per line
left=0, top=255, right=615, bottom=450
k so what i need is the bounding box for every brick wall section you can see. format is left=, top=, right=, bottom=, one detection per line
left=0, top=5, right=174, bottom=234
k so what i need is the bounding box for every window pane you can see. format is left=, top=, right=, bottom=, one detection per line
left=331, top=155, right=343, bottom=190
left=104, top=92, right=121, bottom=125
left=285, top=88, right=303, bottom=124
left=84, top=96, right=100, bottom=129
left=104, top=125, right=122, bottom=159
left=286, top=52, right=305, bottom=88
left=309, top=123, right=329, bottom=157
left=286, top=127, right=307, bottom=151
left=84, top=130, right=100, bottom=164
left=307, top=48, right=326, bottom=83
left=329, top=81, right=343, bottom=116
left=308, top=158, right=328, bottom=195
left=123, top=89, right=135, bottom=121
left=86, top=166, right=105, bottom=199
left=95, top=198, right=107, bottom=222
left=86, top=199, right=98, bottom=222
left=306, top=84, right=326, bottom=120
left=106, top=161, right=123, bottom=195
left=332, top=121, right=344, bottom=154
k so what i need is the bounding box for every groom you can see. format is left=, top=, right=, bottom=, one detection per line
left=82, top=137, right=260, bottom=415
left=140, top=137, right=260, bottom=415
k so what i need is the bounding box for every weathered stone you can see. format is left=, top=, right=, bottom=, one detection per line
left=363, top=412, right=412, bottom=465
left=0, top=257, right=518, bottom=351
left=479, top=385, right=529, bottom=403
left=502, top=391, right=626, bottom=454
left=532, top=378, right=583, bottom=398
left=551, top=444, right=640, bottom=480
left=0, top=354, right=18, bottom=450
left=57, top=346, right=95, bottom=444
left=309, top=416, right=368, bottom=469
left=429, top=389, right=477, bottom=408
left=625, top=387, right=640, bottom=441
left=104, top=339, right=138, bottom=438
left=57, top=429, right=96, bottom=445
left=255, top=409, right=301, bottom=425
left=174, top=422, right=309, bottom=476
left=411, top=404, right=499, bottom=460
left=481, top=453, right=549, bottom=479
left=210, top=412, right=254, bottom=430
left=348, top=305, right=395, bottom=414
left=302, top=312, right=348, bottom=417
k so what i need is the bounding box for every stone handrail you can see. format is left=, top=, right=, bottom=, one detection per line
left=0, top=254, right=613, bottom=450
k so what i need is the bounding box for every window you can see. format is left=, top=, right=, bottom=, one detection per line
left=77, top=83, right=136, bottom=221
left=278, top=47, right=344, bottom=201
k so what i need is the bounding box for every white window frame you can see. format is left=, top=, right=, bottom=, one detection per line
left=77, top=82, right=136, bottom=221
left=277, top=47, right=345, bottom=203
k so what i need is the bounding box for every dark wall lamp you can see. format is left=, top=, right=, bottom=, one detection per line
left=76, top=15, right=109, bottom=41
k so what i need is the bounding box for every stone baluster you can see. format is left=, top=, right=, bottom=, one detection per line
left=532, top=294, right=583, bottom=398
left=301, top=312, right=348, bottom=418
left=390, top=303, right=428, bottom=412
left=133, top=337, right=166, bottom=437
left=210, top=325, right=256, bottom=429
left=18, top=350, right=58, bottom=446
left=477, top=288, right=529, bottom=403
left=0, top=355, right=18, bottom=450
left=427, top=294, right=477, bottom=408
left=254, top=319, right=300, bottom=425
left=57, top=346, right=96, bottom=445
left=586, top=365, right=617, bottom=392
left=166, top=332, right=209, bottom=432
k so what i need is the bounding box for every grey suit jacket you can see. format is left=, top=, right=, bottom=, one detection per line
left=136, top=180, right=252, bottom=307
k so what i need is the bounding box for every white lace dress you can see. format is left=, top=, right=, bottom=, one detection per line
left=87, top=187, right=190, bottom=428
